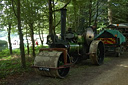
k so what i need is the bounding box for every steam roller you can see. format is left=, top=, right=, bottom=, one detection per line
left=33, top=8, right=105, bottom=78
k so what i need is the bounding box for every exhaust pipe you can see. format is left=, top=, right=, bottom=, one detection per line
left=60, top=8, right=67, bottom=40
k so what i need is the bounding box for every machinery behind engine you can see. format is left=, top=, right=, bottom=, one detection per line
left=33, top=9, right=105, bottom=78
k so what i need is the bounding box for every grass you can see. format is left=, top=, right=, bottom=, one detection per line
left=104, top=57, right=112, bottom=62
left=0, top=54, right=33, bottom=79
left=0, top=49, right=10, bottom=58
left=0, top=45, right=47, bottom=79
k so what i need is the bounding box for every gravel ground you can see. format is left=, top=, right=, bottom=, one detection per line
left=1, top=52, right=128, bottom=85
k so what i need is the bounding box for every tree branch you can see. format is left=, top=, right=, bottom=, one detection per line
left=52, top=0, right=71, bottom=12
left=11, top=0, right=18, bottom=18
left=55, top=0, right=58, bottom=4
left=54, top=19, right=61, bottom=28
left=52, top=20, right=61, bottom=34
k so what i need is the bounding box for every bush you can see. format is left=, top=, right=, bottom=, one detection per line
left=0, top=49, right=10, bottom=58
left=12, top=49, right=20, bottom=55
left=0, top=45, right=48, bottom=79
left=0, top=40, right=8, bottom=51
left=0, top=55, right=33, bottom=79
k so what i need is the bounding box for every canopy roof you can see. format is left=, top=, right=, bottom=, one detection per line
left=95, top=30, right=126, bottom=44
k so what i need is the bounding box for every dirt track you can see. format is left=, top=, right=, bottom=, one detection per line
left=1, top=52, right=128, bottom=85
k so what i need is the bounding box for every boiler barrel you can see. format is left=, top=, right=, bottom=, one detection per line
left=68, top=43, right=82, bottom=53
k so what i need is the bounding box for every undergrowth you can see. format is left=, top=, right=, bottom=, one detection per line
left=0, top=45, right=47, bottom=79
left=0, top=56, right=33, bottom=79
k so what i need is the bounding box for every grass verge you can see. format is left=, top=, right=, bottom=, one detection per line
left=0, top=45, right=47, bottom=79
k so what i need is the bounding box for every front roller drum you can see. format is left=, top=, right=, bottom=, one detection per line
left=34, top=48, right=70, bottom=78
left=89, top=40, right=105, bottom=65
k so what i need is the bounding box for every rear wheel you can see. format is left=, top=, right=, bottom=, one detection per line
left=115, top=52, right=120, bottom=57
left=120, top=46, right=124, bottom=55
left=115, top=47, right=121, bottom=57
left=89, top=40, right=105, bottom=65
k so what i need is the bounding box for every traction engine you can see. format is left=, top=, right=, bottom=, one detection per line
left=33, top=9, right=104, bottom=78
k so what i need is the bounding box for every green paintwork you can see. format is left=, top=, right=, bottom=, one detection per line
left=69, top=43, right=79, bottom=53
left=69, top=43, right=82, bottom=53
left=77, top=35, right=85, bottom=43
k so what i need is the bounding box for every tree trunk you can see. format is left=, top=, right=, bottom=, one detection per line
left=26, top=27, right=29, bottom=55
left=39, top=28, right=43, bottom=46
left=89, top=0, right=92, bottom=26
left=78, top=7, right=85, bottom=33
left=94, top=1, right=99, bottom=26
left=53, top=0, right=56, bottom=34
left=41, top=30, right=44, bottom=45
left=26, top=37, right=30, bottom=55
left=29, top=23, right=35, bottom=57
left=17, top=0, right=26, bottom=68
left=72, top=0, right=77, bottom=30
left=94, top=0, right=99, bottom=35
left=108, top=0, right=112, bottom=24
left=8, top=23, right=13, bottom=55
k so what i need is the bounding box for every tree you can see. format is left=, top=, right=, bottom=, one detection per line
left=108, top=0, right=112, bottom=24
left=48, top=0, right=71, bottom=36
left=66, top=0, right=108, bottom=32
left=11, top=0, right=26, bottom=68
left=24, top=25, right=30, bottom=55
left=7, top=23, right=13, bottom=54
left=1, top=0, right=15, bottom=55
left=22, top=0, right=47, bottom=57
left=109, top=0, right=128, bottom=23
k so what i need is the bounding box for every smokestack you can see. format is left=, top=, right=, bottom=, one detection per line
left=60, top=8, right=67, bottom=40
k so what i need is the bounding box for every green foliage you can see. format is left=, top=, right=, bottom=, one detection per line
left=0, top=56, right=33, bottom=79
left=0, top=49, right=10, bottom=58
left=0, top=40, right=8, bottom=51
left=0, top=45, right=48, bottom=79
left=110, top=0, right=128, bottom=23
left=1, top=0, right=127, bottom=36
left=12, top=49, right=21, bottom=55
left=0, top=48, right=21, bottom=58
